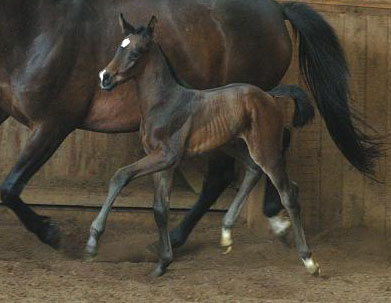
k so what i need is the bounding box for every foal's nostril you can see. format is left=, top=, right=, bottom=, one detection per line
left=102, top=73, right=110, bottom=81
left=100, top=72, right=113, bottom=88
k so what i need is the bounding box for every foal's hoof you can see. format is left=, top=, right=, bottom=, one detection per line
left=37, top=218, right=61, bottom=249
left=303, top=258, right=321, bottom=276
left=84, top=241, right=98, bottom=261
left=84, top=247, right=97, bottom=262
left=222, top=246, right=232, bottom=255
left=150, top=264, right=167, bottom=277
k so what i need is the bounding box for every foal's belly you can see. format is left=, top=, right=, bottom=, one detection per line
left=186, top=95, right=246, bottom=155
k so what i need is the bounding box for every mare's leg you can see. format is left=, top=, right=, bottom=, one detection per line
left=151, top=169, right=175, bottom=277
left=0, top=111, right=8, bottom=125
left=0, top=123, right=71, bottom=247
left=85, top=151, right=177, bottom=257
left=169, top=152, right=235, bottom=248
left=221, top=166, right=262, bottom=252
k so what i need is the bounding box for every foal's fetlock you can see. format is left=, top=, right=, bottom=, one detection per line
left=85, top=228, right=102, bottom=259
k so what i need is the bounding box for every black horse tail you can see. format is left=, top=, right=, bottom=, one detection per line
left=269, top=84, right=314, bottom=128
left=281, top=2, right=381, bottom=176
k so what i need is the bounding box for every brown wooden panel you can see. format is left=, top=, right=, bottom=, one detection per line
left=363, top=15, right=388, bottom=233
left=318, top=13, right=344, bottom=231
left=386, top=16, right=391, bottom=237
left=342, top=13, right=367, bottom=228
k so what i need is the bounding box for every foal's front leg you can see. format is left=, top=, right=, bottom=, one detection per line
left=151, top=169, right=175, bottom=277
left=85, top=151, right=176, bottom=258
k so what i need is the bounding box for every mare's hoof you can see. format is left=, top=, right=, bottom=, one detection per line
left=150, top=264, right=167, bottom=277
left=169, top=227, right=188, bottom=248
left=37, top=218, right=61, bottom=249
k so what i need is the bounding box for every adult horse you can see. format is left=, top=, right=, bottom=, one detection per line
left=0, top=0, right=378, bottom=248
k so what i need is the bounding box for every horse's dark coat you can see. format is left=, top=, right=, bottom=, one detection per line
left=0, top=0, right=378, bottom=247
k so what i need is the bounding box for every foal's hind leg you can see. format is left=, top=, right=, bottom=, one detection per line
left=263, top=129, right=293, bottom=244
left=245, top=128, right=320, bottom=275
left=221, top=166, right=262, bottom=253
left=151, top=169, right=175, bottom=277
left=256, top=159, right=319, bottom=275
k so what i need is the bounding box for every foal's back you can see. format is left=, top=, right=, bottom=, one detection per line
left=186, top=83, right=282, bottom=156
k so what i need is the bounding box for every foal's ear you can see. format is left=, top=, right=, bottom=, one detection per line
left=119, top=13, right=135, bottom=35
left=147, top=16, right=158, bottom=34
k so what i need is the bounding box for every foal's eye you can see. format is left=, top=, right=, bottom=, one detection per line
left=128, top=53, right=139, bottom=61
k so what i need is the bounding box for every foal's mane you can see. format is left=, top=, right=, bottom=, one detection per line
left=158, top=45, right=192, bottom=89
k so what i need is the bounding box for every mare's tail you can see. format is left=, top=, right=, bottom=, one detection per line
left=281, top=2, right=381, bottom=176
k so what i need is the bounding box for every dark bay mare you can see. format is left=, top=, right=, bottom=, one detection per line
left=86, top=16, right=318, bottom=276
left=0, top=0, right=379, bottom=248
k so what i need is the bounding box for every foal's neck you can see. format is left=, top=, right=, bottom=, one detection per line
left=135, top=43, right=184, bottom=114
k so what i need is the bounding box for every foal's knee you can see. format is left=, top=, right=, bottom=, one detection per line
left=110, top=167, right=131, bottom=189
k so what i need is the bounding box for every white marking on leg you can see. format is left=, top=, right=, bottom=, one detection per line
left=268, top=215, right=291, bottom=236
left=121, top=38, right=131, bottom=48
left=302, top=257, right=320, bottom=275
left=99, top=69, right=107, bottom=82
left=221, top=227, right=232, bottom=247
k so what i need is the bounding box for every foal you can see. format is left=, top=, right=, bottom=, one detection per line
left=86, top=15, right=319, bottom=277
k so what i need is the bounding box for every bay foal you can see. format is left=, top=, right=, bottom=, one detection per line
left=86, top=16, right=319, bottom=277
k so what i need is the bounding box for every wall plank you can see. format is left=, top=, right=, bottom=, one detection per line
left=342, top=14, right=367, bottom=228
left=363, top=15, right=388, bottom=233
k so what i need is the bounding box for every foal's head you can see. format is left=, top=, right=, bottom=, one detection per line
left=99, top=15, right=157, bottom=90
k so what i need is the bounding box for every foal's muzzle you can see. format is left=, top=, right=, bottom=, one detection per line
left=99, top=70, right=115, bottom=91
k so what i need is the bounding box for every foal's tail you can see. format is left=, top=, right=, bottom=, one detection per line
left=269, top=84, right=314, bottom=128
left=281, top=2, right=381, bottom=176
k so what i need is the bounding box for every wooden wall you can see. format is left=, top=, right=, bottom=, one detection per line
left=1, top=1, right=391, bottom=234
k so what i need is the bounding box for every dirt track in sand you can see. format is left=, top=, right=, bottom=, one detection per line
left=1, top=207, right=391, bottom=302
